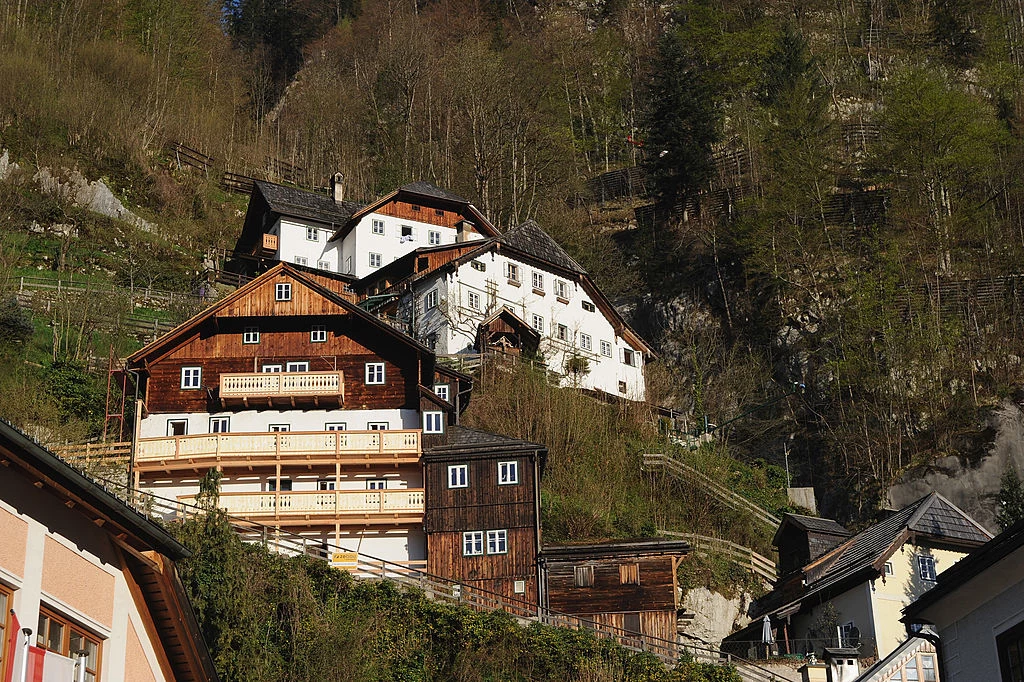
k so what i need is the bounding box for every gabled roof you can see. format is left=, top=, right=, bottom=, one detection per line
left=502, top=220, right=585, bottom=274
left=539, top=539, right=690, bottom=561
left=399, top=180, right=469, bottom=203
left=852, top=630, right=936, bottom=682
left=478, top=307, right=542, bottom=342
left=772, top=513, right=851, bottom=547
left=422, top=425, right=547, bottom=460
left=255, top=180, right=364, bottom=226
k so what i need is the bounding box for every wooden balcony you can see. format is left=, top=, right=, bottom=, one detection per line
left=254, top=232, right=278, bottom=257
left=178, top=489, right=424, bottom=525
left=218, top=371, right=344, bottom=407
left=135, top=429, right=421, bottom=472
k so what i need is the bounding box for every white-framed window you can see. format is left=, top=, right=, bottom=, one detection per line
left=262, top=363, right=282, bottom=372
left=623, top=348, right=639, bottom=367
left=580, top=333, right=593, bottom=351
left=400, top=225, right=414, bottom=239
left=471, top=260, right=486, bottom=272
left=317, top=259, right=330, bottom=270
left=365, top=362, right=385, bottom=384
left=463, top=531, right=484, bottom=556
left=428, top=230, right=441, bottom=245
left=286, top=361, right=309, bottom=372
left=306, top=226, right=319, bottom=241
left=369, top=252, right=382, bottom=268
left=367, top=422, right=389, bottom=430
left=167, top=419, right=187, bottom=436
left=531, top=314, right=544, bottom=333
left=367, top=479, right=387, bottom=490
left=487, top=529, right=508, bottom=554
left=917, top=555, right=937, bottom=581
left=311, top=325, right=327, bottom=343
left=372, top=219, right=385, bottom=235
left=411, top=204, right=421, bottom=212
left=884, top=561, right=894, bottom=576
left=325, top=422, right=347, bottom=431
left=424, top=411, right=444, bottom=433
left=467, top=291, right=481, bottom=310
left=275, top=282, right=292, bottom=301
left=269, top=424, right=290, bottom=432
left=294, top=256, right=308, bottom=266
left=318, top=479, right=336, bottom=491
left=582, top=300, right=595, bottom=312
left=448, top=464, right=468, bottom=488
left=556, top=324, right=570, bottom=342
left=554, top=279, right=569, bottom=300
left=209, top=416, right=230, bottom=433
left=505, top=262, right=520, bottom=283
left=243, top=326, right=260, bottom=344
left=532, top=271, right=544, bottom=291
left=180, top=366, right=202, bottom=389
left=434, top=384, right=450, bottom=402
left=425, top=290, right=439, bottom=310
left=498, top=461, right=519, bottom=485
left=600, top=340, right=612, bottom=357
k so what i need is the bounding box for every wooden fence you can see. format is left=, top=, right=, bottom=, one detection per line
left=659, top=530, right=777, bottom=585
left=52, top=441, right=132, bottom=464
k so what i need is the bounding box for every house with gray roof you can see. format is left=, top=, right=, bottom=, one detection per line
left=723, top=493, right=992, bottom=665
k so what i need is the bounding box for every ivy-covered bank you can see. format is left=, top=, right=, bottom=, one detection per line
left=170, top=507, right=739, bottom=682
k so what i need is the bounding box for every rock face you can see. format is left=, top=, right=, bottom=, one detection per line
left=888, top=400, right=1024, bottom=531
left=682, top=587, right=753, bottom=650
left=32, top=167, right=156, bottom=233
left=0, top=149, right=18, bottom=180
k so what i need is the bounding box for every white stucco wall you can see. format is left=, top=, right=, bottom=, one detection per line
left=272, top=219, right=341, bottom=272
left=139, top=408, right=418, bottom=438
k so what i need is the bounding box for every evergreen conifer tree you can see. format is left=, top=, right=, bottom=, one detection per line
left=997, top=466, right=1024, bottom=531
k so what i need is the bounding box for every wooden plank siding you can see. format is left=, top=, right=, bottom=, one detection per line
left=377, top=199, right=485, bottom=233
left=544, top=554, right=678, bottom=614
left=423, top=456, right=538, bottom=531
left=426, top=530, right=539, bottom=610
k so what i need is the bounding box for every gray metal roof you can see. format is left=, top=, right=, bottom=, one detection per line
left=780, top=513, right=851, bottom=536
left=501, top=220, right=586, bottom=274
left=399, top=180, right=469, bottom=203
left=255, top=180, right=364, bottom=226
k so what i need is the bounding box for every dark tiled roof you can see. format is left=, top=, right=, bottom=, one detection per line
left=424, top=425, right=546, bottom=457
left=399, top=180, right=468, bottom=203
left=256, top=180, right=364, bottom=225
left=540, top=539, right=690, bottom=561
left=783, top=513, right=851, bottom=536
left=907, top=493, right=993, bottom=544
left=501, top=220, right=586, bottom=274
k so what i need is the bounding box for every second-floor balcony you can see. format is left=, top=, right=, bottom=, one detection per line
left=254, top=232, right=278, bottom=256
left=178, top=489, right=425, bottom=525
left=135, top=429, right=421, bottom=472
left=218, top=371, right=344, bottom=408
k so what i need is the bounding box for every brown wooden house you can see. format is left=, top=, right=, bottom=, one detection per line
left=422, top=426, right=546, bottom=615
left=539, top=540, right=690, bottom=655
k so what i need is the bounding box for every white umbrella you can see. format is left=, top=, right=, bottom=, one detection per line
left=762, top=615, right=775, bottom=645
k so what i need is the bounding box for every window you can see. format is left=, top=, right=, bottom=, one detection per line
left=318, top=479, right=335, bottom=491
left=275, top=282, right=292, bottom=301
left=423, top=411, right=444, bottom=434
left=306, top=226, right=319, bottom=241
left=400, top=225, right=414, bottom=241
left=410, top=204, right=421, bottom=212
left=997, top=619, right=1024, bottom=682
left=372, top=219, right=385, bottom=235
left=325, top=422, right=347, bottom=431
left=448, top=464, right=468, bottom=488
left=582, top=300, right=596, bottom=312
left=905, top=657, right=919, bottom=682
left=311, top=325, right=327, bottom=343
left=428, top=230, right=441, bottom=245
left=532, top=271, right=544, bottom=291
left=367, top=479, right=388, bottom=490
left=623, top=348, right=639, bottom=367
left=167, top=419, right=187, bottom=436
left=556, top=324, right=570, bottom=342
left=434, top=208, right=444, bottom=216
left=267, top=478, right=292, bottom=491
left=286, top=361, right=309, bottom=372
left=498, top=461, right=519, bottom=485
left=269, top=424, right=290, bottom=432
left=210, top=416, right=230, bottom=433
left=425, top=290, right=439, bottom=310
left=180, top=366, right=202, bottom=389
left=580, top=333, right=593, bottom=351
left=471, top=260, right=486, bottom=272
left=467, top=291, right=481, bottom=311
left=600, top=340, right=612, bottom=357
left=37, top=609, right=101, bottom=682
left=618, top=381, right=627, bottom=394
left=505, top=262, right=520, bottom=284
left=554, top=280, right=569, bottom=300
left=917, top=555, right=937, bottom=582
left=317, top=260, right=330, bottom=270
left=294, top=256, right=308, bottom=266
left=463, top=531, right=484, bottom=556
left=487, top=530, right=508, bottom=554
left=369, top=252, right=382, bottom=268
left=243, top=326, right=260, bottom=344
left=619, top=563, right=640, bottom=585
left=921, top=655, right=936, bottom=682
left=262, top=363, right=282, bottom=373
left=434, top=384, right=450, bottom=402
left=839, top=621, right=857, bottom=647
left=531, top=314, right=544, bottom=334
left=365, top=363, right=385, bottom=384
left=884, top=561, right=894, bottom=575
left=624, top=612, right=641, bottom=635
left=367, top=422, right=389, bottom=430
left=573, top=565, right=594, bottom=587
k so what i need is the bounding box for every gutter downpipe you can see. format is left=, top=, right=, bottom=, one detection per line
left=906, top=624, right=944, bottom=682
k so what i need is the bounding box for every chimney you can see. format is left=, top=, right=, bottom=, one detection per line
left=331, top=172, right=345, bottom=203
left=455, top=219, right=474, bottom=243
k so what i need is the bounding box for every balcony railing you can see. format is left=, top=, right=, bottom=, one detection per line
left=178, top=489, right=425, bottom=523
left=135, top=429, right=421, bottom=469
left=220, top=371, right=343, bottom=398
left=254, top=232, right=278, bottom=256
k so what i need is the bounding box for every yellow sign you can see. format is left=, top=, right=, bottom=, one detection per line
left=331, top=552, right=359, bottom=566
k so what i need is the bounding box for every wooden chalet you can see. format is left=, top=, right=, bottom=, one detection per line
left=0, top=419, right=218, bottom=682
left=538, top=540, right=690, bottom=655
left=774, top=513, right=852, bottom=578
left=475, top=308, right=541, bottom=356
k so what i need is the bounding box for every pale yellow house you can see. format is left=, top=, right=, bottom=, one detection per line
left=723, top=493, right=992, bottom=665
left=0, top=419, right=218, bottom=681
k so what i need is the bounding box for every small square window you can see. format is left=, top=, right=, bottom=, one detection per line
left=317, top=259, right=330, bottom=270
left=325, top=422, right=347, bottom=431
left=531, top=314, right=544, bottom=333
left=428, top=230, right=441, bottom=245
left=434, top=208, right=444, bottom=217
left=311, top=325, right=327, bottom=343
left=209, top=416, right=230, bottom=433
left=574, top=565, right=594, bottom=587
left=410, top=204, right=421, bottom=212
left=580, top=333, right=593, bottom=351
left=262, top=363, right=282, bottom=372
left=275, top=283, right=292, bottom=301
left=434, top=384, right=450, bottom=402
left=294, top=256, right=308, bottom=266
left=506, top=263, right=520, bottom=283
left=463, top=531, right=484, bottom=556
left=471, top=261, right=486, bottom=272
left=423, top=411, right=444, bottom=434
left=369, top=252, right=382, bottom=268
left=167, top=419, right=187, bottom=436
left=286, top=361, right=309, bottom=372
left=318, top=479, right=336, bottom=491
left=269, top=424, right=290, bottom=432
left=618, top=381, right=627, bottom=393
left=582, top=300, right=596, bottom=312
left=556, top=324, right=570, bottom=342
left=367, top=422, right=389, bottom=430
left=367, top=479, right=387, bottom=490
left=498, top=461, right=519, bottom=485
left=600, top=340, right=612, bottom=357
left=487, top=529, right=508, bottom=554
left=306, top=226, right=319, bottom=241
left=365, top=362, right=385, bottom=384
left=448, top=464, right=468, bottom=488
left=884, top=561, right=894, bottom=575
left=401, top=225, right=414, bottom=238
left=425, top=290, right=439, bottom=310
left=623, top=348, right=639, bottom=367
left=243, top=326, right=260, bottom=344
left=372, top=219, right=385, bottom=235
left=180, top=366, right=202, bottom=389
left=467, top=291, right=481, bottom=311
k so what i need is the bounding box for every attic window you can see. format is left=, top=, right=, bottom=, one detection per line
left=573, top=565, right=594, bottom=588
left=434, top=209, right=444, bottom=217
left=471, top=261, right=486, bottom=272
left=417, top=257, right=429, bottom=271
left=411, top=204, right=421, bottom=211
left=582, top=300, right=596, bottom=312
left=275, top=283, right=292, bottom=301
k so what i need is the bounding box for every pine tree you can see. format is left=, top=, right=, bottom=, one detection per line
left=997, top=466, right=1024, bottom=531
